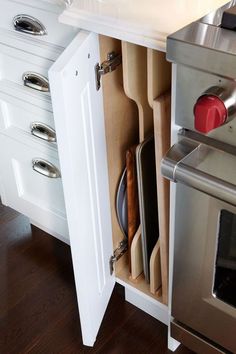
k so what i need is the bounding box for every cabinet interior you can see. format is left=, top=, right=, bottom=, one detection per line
left=100, top=35, right=171, bottom=305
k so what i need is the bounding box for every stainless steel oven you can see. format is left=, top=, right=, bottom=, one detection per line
left=163, top=130, right=236, bottom=353
left=162, top=2, right=236, bottom=353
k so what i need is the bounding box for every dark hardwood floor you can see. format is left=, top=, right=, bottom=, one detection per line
left=0, top=203, right=194, bottom=354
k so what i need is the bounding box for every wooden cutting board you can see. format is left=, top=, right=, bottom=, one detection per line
left=126, top=146, right=140, bottom=272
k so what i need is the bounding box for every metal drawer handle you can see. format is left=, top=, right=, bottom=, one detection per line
left=32, top=159, right=60, bottom=178
left=13, top=14, right=47, bottom=36
left=64, top=0, right=73, bottom=5
left=31, top=122, right=56, bottom=142
left=22, top=72, right=49, bottom=92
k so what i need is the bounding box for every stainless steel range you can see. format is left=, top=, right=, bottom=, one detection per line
left=162, top=2, right=236, bottom=353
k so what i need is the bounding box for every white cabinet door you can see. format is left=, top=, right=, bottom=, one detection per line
left=49, top=31, right=115, bottom=346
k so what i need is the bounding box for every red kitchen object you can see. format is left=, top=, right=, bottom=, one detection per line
left=194, top=95, right=227, bottom=133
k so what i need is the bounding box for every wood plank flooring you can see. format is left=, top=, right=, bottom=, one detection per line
left=0, top=203, right=194, bottom=354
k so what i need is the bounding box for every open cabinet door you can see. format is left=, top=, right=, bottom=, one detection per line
left=49, top=31, right=115, bottom=346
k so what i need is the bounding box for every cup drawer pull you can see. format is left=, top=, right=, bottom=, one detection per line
left=31, top=122, right=56, bottom=142
left=32, top=159, right=60, bottom=178
left=13, top=14, right=47, bottom=36
left=22, top=72, right=49, bottom=92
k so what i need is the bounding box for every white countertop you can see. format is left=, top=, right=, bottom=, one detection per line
left=60, top=0, right=228, bottom=51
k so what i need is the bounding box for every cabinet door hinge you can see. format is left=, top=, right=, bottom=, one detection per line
left=95, top=51, right=122, bottom=91
left=109, top=239, right=128, bottom=275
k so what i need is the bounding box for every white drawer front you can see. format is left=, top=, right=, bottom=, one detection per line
left=0, top=0, right=77, bottom=47
left=0, top=134, right=68, bottom=239
left=0, top=90, right=56, bottom=143
left=0, top=43, right=52, bottom=95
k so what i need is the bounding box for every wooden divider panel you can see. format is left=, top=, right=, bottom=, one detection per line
left=150, top=240, right=162, bottom=294
left=121, top=41, right=154, bottom=279
left=99, top=35, right=139, bottom=261
left=147, top=49, right=171, bottom=302
left=147, top=49, right=171, bottom=109
left=130, top=225, right=143, bottom=279
left=153, top=92, right=171, bottom=305
left=122, top=41, right=153, bottom=141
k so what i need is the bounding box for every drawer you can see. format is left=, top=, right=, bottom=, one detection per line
left=0, top=41, right=52, bottom=95
left=0, top=89, right=56, bottom=144
left=0, top=0, right=77, bottom=47
left=0, top=29, right=64, bottom=62
left=0, top=134, right=68, bottom=240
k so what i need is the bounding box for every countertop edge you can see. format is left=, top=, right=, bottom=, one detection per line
left=59, top=8, right=167, bottom=51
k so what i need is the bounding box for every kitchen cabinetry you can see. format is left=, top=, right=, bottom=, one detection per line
left=49, top=28, right=172, bottom=346
left=0, top=0, right=228, bottom=350
left=48, top=0, right=228, bottom=347
left=0, top=0, right=78, bottom=243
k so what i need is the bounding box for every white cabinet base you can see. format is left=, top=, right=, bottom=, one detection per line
left=30, top=218, right=70, bottom=245
left=118, top=279, right=169, bottom=325
left=118, top=279, right=180, bottom=352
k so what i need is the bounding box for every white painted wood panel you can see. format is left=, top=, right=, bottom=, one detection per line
left=60, top=0, right=228, bottom=51
left=49, top=30, right=115, bottom=346
left=0, top=87, right=55, bottom=138
left=124, top=286, right=168, bottom=325
left=0, top=133, right=68, bottom=240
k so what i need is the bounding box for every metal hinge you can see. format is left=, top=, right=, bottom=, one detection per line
left=95, top=51, right=122, bottom=91
left=109, top=239, right=128, bottom=275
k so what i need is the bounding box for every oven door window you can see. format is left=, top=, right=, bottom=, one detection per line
left=214, top=210, right=236, bottom=307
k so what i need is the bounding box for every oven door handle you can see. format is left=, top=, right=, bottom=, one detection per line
left=161, top=137, right=236, bottom=206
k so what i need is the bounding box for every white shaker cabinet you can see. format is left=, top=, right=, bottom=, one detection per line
left=2, top=0, right=227, bottom=350
left=0, top=0, right=173, bottom=349
left=47, top=0, right=229, bottom=347
left=0, top=0, right=78, bottom=243
left=49, top=29, right=170, bottom=345
left=49, top=31, right=116, bottom=345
